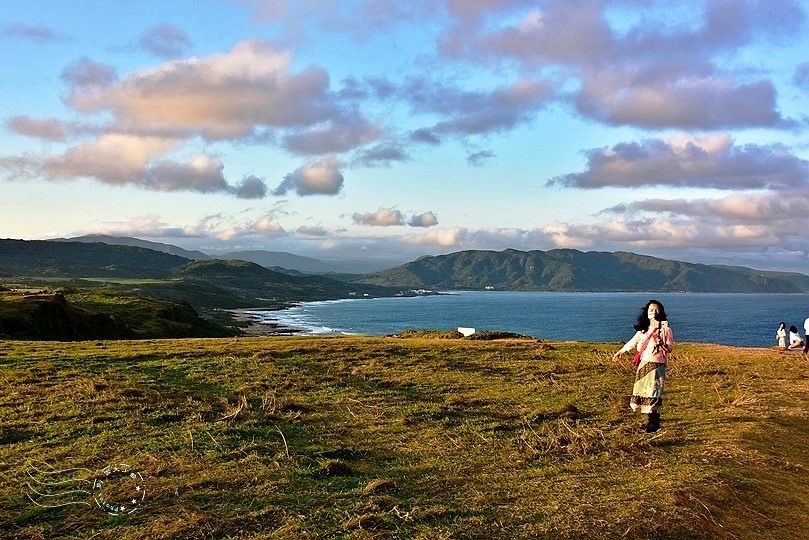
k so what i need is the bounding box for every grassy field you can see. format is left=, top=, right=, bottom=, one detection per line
left=1, top=335, right=807, bottom=539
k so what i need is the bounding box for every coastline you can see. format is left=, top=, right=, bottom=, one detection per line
left=227, top=305, right=304, bottom=336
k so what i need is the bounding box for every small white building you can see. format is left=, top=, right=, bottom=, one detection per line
left=457, top=327, right=476, bottom=337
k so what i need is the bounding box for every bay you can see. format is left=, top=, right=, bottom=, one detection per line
left=248, top=291, right=809, bottom=348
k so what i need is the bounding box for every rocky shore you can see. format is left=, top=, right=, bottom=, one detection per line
left=227, top=307, right=303, bottom=336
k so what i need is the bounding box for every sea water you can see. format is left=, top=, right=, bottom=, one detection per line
left=248, top=291, right=809, bottom=348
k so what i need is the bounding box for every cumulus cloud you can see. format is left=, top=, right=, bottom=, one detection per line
left=248, top=213, right=286, bottom=235
left=6, top=116, right=98, bottom=142
left=467, top=150, right=495, bottom=166
left=353, top=208, right=405, bottom=226
left=61, top=58, right=118, bottom=88
left=409, top=128, right=441, bottom=145
left=793, top=62, right=809, bottom=89
left=0, top=134, right=267, bottom=199
left=401, top=227, right=466, bottom=247
left=442, top=0, right=800, bottom=129
left=85, top=214, right=189, bottom=238
left=405, top=78, right=554, bottom=136
left=233, top=175, right=269, bottom=199
left=64, top=40, right=346, bottom=140
left=236, top=0, right=437, bottom=41
left=2, top=23, right=69, bottom=43
left=549, top=134, right=809, bottom=190
left=297, top=225, right=328, bottom=236
left=282, top=116, right=380, bottom=154
left=575, top=74, right=783, bottom=129
left=273, top=156, right=345, bottom=196
left=353, top=143, right=410, bottom=167
left=137, top=23, right=192, bottom=59
left=408, top=211, right=438, bottom=228
left=543, top=217, right=782, bottom=251
left=39, top=134, right=180, bottom=183
left=604, top=192, right=809, bottom=224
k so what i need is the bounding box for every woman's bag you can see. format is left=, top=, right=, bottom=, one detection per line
left=633, top=331, right=656, bottom=367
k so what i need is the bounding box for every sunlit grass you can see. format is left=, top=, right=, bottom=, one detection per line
left=1, top=336, right=807, bottom=539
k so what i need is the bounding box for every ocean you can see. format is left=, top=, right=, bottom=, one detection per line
left=246, top=291, right=809, bottom=348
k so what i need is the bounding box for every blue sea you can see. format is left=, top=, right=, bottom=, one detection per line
left=246, top=291, right=809, bottom=348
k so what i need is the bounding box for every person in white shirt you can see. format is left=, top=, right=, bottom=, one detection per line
left=613, top=299, right=673, bottom=433
left=804, top=317, right=809, bottom=354
left=775, top=322, right=787, bottom=348
left=788, top=325, right=804, bottom=350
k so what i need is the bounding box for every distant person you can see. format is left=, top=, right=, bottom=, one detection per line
left=804, top=317, right=809, bottom=354
left=788, top=325, right=804, bottom=350
left=775, top=322, right=787, bottom=349
left=612, top=299, right=674, bottom=433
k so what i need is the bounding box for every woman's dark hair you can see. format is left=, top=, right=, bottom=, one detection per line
left=790, top=325, right=798, bottom=333
left=634, top=299, right=668, bottom=331
left=779, top=322, right=786, bottom=328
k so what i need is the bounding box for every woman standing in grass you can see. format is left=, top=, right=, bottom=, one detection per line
left=776, top=322, right=787, bottom=349
left=613, top=300, right=674, bottom=433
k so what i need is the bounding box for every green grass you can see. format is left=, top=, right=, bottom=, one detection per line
left=1, top=336, right=807, bottom=539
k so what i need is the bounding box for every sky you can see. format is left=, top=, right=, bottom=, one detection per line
left=2, top=0, right=809, bottom=273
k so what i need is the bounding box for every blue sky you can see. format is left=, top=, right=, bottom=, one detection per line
left=2, top=0, right=809, bottom=272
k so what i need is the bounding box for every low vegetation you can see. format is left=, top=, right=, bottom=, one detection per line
left=1, top=335, right=807, bottom=539
left=357, top=249, right=809, bottom=292
left=0, top=288, right=236, bottom=340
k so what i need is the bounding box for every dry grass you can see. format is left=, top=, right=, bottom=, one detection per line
left=1, top=336, right=808, bottom=539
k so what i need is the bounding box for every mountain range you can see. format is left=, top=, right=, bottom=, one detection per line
left=59, top=235, right=395, bottom=274
left=355, top=248, right=809, bottom=293
left=4, top=237, right=809, bottom=295
left=3, top=237, right=808, bottom=340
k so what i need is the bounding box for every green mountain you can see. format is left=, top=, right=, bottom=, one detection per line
left=1, top=238, right=186, bottom=278
left=356, top=249, right=809, bottom=293
left=53, top=234, right=211, bottom=260
left=0, top=239, right=401, bottom=308
left=218, top=249, right=395, bottom=274
left=0, top=239, right=403, bottom=340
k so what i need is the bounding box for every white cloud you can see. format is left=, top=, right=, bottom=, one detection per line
left=297, top=225, right=328, bottom=236
left=65, top=40, right=344, bottom=140
left=401, top=227, right=465, bottom=247
left=249, top=213, right=286, bottom=235
left=408, top=211, right=438, bottom=227
left=443, top=0, right=799, bottom=129
left=549, top=134, right=809, bottom=190
left=137, top=23, right=192, bottom=59
left=273, top=156, right=345, bottom=196
left=2, top=23, right=69, bottom=43
left=353, top=208, right=405, bottom=226
left=43, top=134, right=180, bottom=183
left=283, top=116, right=380, bottom=155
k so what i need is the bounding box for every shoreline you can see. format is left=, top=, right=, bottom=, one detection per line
left=227, top=305, right=304, bottom=336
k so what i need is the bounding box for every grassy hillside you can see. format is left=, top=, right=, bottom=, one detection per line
left=0, top=288, right=236, bottom=340
left=176, top=259, right=397, bottom=302
left=0, top=239, right=186, bottom=279
left=1, top=240, right=402, bottom=312
left=358, top=248, right=809, bottom=292
left=1, top=335, right=806, bottom=539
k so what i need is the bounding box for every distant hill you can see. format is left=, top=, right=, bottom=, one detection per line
left=53, top=234, right=211, bottom=260
left=355, top=249, right=809, bottom=293
left=48, top=235, right=397, bottom=274
left=174, top=259, right=398, bottom=303
left=219, top=250, right=396, bottom=274
left=0, top=239, right=402, bottom=309
left=1, top=238, right=188, bottom=278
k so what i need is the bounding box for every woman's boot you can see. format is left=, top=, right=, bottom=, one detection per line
left=645, top=412, right=661, bottom=432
